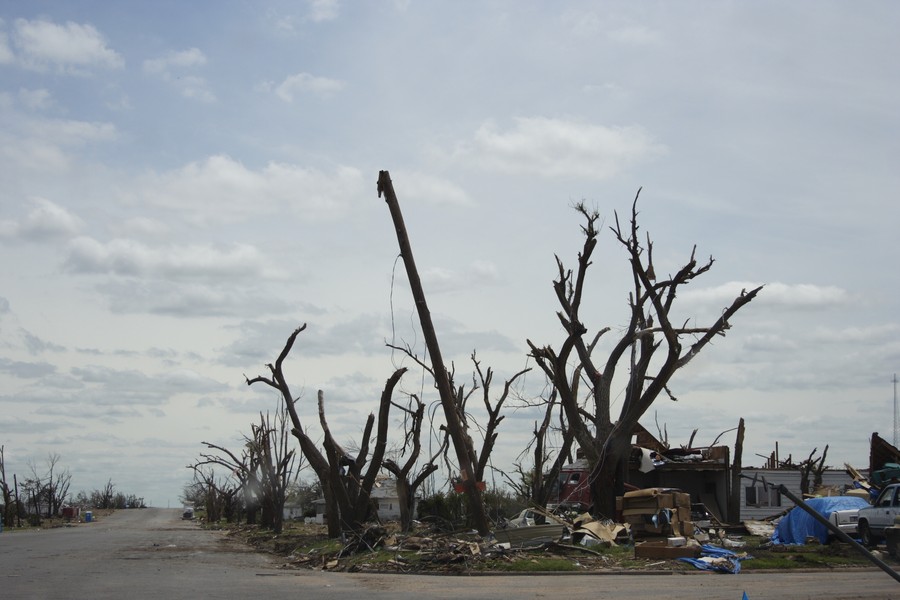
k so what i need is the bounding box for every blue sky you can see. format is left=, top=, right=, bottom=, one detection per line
left=0, top=0, right=898, bottom=507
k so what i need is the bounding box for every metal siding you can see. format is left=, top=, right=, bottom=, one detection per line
left=739, top=469, right=854, bottom=522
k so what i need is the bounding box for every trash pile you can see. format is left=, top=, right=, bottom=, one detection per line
left=250, top=487, right=757, bottom=574
left=621, top=487, right=694, bottom=538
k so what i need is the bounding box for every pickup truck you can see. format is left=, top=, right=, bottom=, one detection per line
left=857, top=483, right=900, bottom=546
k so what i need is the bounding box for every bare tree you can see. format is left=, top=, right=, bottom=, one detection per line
left=509, top=387, right=577, bottom=509
left=246, top=324, right=407, bottom=536
left=45, top=453, right=71, bottom=517
left=192, top=439, right=260, bottom=523
left=246, top=409, right=300, bottom=534
left=528, top=197, right=761, bottom=517
left=185, top=467, right=242, bottom=523
left=0, top=445, right=16, bottom=527
left=383, top=394, right=448, bottom=531
left=470, top=354, right=530, bottom=482
left=192, top=405, right=300, bottom=531
left=92, top=479, right=117, bottom=509
left=387, top=341, right=530, bottom=529
left=799, top=445, right=830, bottom=495
left=21, top=454, right=71, bottom=519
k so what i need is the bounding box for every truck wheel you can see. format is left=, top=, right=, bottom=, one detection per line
left=860, top=521, right=874, bottom=547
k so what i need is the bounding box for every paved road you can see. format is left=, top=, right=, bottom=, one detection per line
left=1, top=509, right=898, bottom=599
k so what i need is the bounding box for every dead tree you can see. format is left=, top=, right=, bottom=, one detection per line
left=799, top=445, right=830, bottom=495
left=247, top=409, right=300, bottom=533
left=0, top=445, right=15, bottom=527
left=383, top=394, right=447, bottom=532
left=728, top=418, right=746, bottom=522
left=528, top=196, right=761, bottom=518
left=317, top=376, right=401, bottom=532
left=246, top=324, right=407, bottom=536
left=388, top=340, right=529, bottom=529
left=192, top=439, right=257, bottom=523
left=192, top=407, right=299, bottom=532
left=509, top=367, right=585, bottom=509
left=470, top=354, right=530, bottom=482
left=186, top=467, right=241, bottom=523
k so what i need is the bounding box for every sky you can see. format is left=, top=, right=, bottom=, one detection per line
left=0, top=1, right=898, bottom=509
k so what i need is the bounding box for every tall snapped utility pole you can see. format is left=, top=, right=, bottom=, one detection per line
left=377, top=170, right=491, bottom=536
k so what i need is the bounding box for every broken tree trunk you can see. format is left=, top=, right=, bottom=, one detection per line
left=377, top=170, right=491, bottom=536
left=728, top=417, right=745, bottom=523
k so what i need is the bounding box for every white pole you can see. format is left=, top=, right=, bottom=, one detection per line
left=894, top=373, right=898, bottom=447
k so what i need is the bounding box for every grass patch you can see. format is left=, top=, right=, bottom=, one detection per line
left=741, top=539, right=890, bottom=570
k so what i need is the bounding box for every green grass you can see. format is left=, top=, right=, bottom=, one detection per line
left=740, top=538, right=886, bottom=570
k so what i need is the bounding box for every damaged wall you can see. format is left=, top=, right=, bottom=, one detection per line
left=740, top=468, right=854, bottom=521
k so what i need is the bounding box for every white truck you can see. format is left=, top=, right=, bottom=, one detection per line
left=857, top=483, right=900, bottom=546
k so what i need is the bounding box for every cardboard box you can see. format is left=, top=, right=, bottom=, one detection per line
left=630, top=523, right=670, bottom=536
left=622, top=508, right=659, bottom=517
left=634, top=541, right=702, bottom=560
left=674, top=492, right=691, bottom=508
left=623, top=494, right=675, bottom=510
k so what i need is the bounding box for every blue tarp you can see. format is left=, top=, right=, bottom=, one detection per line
left=771, top=496, right=870, bottom=545
left=678, top=544, right=751, bottom=574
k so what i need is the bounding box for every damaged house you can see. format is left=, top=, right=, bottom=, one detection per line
left=739, top=467, right=854, bottom=520
left=553, top=423, right=867, bottom=525
left=310, top=476, right=415, bottom=525
left=553, top=424, right=737, bottom=523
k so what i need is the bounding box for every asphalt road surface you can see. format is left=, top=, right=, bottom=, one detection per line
left=1, top=508, right=898, bottom=599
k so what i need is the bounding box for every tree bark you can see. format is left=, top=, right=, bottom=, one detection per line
left=728, top=417, right=745, bottom=523
left=530, top=197, right=761, bottom=519
left=378, top=170, right=491, bottom=536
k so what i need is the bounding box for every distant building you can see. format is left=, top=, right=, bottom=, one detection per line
left=310, top=476, right=417, bottom=524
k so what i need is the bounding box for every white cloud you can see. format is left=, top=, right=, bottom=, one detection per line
left=810, top=324, right=900, bottom=345
left=29, top=118, right=117, bottom=145
left=743, top=333, right=800, bottom=353
left=560, top=10, right=659, bottom=44
left=559, top=9, right=603, bottom=36
left=120, top=216, right=170, bottom=238
left=272, top=72, right=345, bottom=102
left=608, top=25, right=661, bottom=45
left=0, top=28, right=13, bottom=64
left=0, top=197, right=83, bottom=242
left=449, top=117, right=666, bottom=179
left=18, top=88, right=53, bottom=110
left=143, top=48, right=215, bottom=103
left=64, top=238, right=283, bottom=281
left=393, top=172, right=472, bottom=206
left=100, top=279, right=294, bottom=318
left=175, top=75, right=216, bottom=103
left=419, top=260, right=504, bottom=293
left=682, top=282, right=850, bottom=309
left=307, top=0, right=340, bottom=22
left=12, top=18, right=124, bottom=72
left=0, top=115, right=116, bottom=173
left=136, top=155, right=363, bottom=224
left=142, top=47, right=207, bottom=73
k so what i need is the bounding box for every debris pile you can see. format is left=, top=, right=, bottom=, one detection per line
left=621, top=487, right=694, bottom=538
